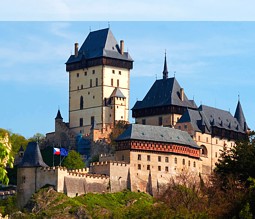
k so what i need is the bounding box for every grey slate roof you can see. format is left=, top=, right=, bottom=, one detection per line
left=19, top=142, right=48, bottom=168
left=178, top=104, right=246, bottom=134
left=132, top=77, right=197, bottom=110
left=110, top=87, right=126, bottom=98
left=234, top=100, right=247, bottom=131
left=116, top=124, right=199, bottom=149
left=66, top=28, right=133, bottom=64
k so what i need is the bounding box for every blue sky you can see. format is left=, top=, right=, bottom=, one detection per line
left=0, top=21, right=255, bottom=137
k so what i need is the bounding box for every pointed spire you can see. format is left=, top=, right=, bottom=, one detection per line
left=163, top=51, right=168, bottom=80
left=234, top=99, right=247, bottom=131
left=55, top=109, right=63, bottom=120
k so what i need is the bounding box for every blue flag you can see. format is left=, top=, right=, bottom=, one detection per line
left=60, top=148, right=68, bottom=157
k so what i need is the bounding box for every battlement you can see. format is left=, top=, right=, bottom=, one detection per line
left=91, top=161, right=129, bottom=167
left=67, top=172, right=109, bottom=179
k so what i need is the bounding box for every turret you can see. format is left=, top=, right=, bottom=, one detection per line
left=234, top=99, right=248, bottom=132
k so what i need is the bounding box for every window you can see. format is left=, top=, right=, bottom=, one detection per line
left=112, top=70, right=115, bottom=74
left=91, top=116, right=95, bottom=125
left=158, top=156, right=161, bottom=162
left=80, top=96, right=84, bottom=109
left=193, top=162, right=196, bottom=168
left=79, top=118, right=83, bottom=127
left=188, top=160, right=191, bottom=166
left=147, top=155, right=150, bottom=161
left=90, top=79, right=92, bottom=87
left=138, top=164, right=141, bottom=170
left=158, top=117, right=163, bottom=126
left=119, top=71, right=121, bottom=75
left=158, top=166, right=161, bottom=171
left=215, top=152, right=218, bottom=158
left=138, top=154, right=141, bottom=160
left=142, top=119, right=146, bottom=125
left=117, top=79, right=119, bottom=87
left=121, top=155, right=124, bottom=161
left=184, top=125, right=187, bottom=129
left=96, top=78, right=98, bottom=86
left=77, top=73, right=79, bottom=77
left=182, top=159, right=185, bottom=165
left=111, top=78, right=113, bottom=86
left=165, top=166, right=169, bottom=172
left=174, top=157, right=177, bottom=164
left=84, top=71, right=87, bottom=76
left=77, top=86, right=79, bottom=90
left=147, top=165, right=150, bottom=170
left=92, top=70, right=95, bottom=74
left=165, top=157, right=169, bottom=163
left=201, top=145, right=208, bottom=156
left=81, top=85, right=83, bottom=89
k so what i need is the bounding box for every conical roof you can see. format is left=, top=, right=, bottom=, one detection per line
left=19, top=142, right=48, bottom=168
left=55, top=109, right=63, bottom=120
left=234, top=100, right=247, bottom=131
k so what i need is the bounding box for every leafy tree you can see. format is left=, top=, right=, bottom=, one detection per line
left=28, top=133, right=45, bottom=143
left=0, top=132, right=14, bottom=185
left=109, top=121, right=129, bottom=148
left=62, top=150, right=85, bottom=169
left=215, top=131, right=255, bottom=184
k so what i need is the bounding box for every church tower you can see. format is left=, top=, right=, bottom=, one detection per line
left=66, top=28, right=133, bottom=137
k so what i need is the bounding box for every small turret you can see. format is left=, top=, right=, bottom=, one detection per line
left=234, top=99, right=248, bottom=132
left=55, top=109, right=63, bottom=120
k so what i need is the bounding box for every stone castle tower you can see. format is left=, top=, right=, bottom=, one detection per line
left=66, top=28, right=133, bottom=138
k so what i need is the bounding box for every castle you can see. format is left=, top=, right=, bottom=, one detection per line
left=17, top=27, right=249, bottom=208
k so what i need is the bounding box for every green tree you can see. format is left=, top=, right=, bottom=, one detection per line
left=62, top=150, right=85, bottom=169
left=28, top=133, right=45, bottom=143
left=215, top=131, right=255, bottom=184
left=109, top=121, right=129, bottom=148
left=0, top=132, right=14, bottom=185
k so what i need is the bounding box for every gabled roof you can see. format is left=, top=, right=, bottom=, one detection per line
left=110, top=87, right=126, bottom=98
left=116, top=124, right=199, bottom=149
left=132, top=77, right=197, bottom=110
left=19, top=142, right=48, bottom=168
left=177, top=104, right=245, bottom=134
left=234, top=100, right=247, bottom=131
left=66, top=28, right=133, bottom=64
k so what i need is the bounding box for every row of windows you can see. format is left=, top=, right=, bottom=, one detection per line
left=76, top=78, right=120, bottom=90
left=137, top=163, right=195, bottom=171
left=137, top=154, right=196, bottom=167
left=142, top=116, right=163, bottom=126
left=76, top=70, right=122, bottom=78
left=79, top=116, right=94, bottom=127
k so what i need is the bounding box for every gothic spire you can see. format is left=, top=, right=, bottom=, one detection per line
left=163, top=52, right=168, bottom=80
left=55, top=109, right=63, bottom=120
left=234, top=99, right=247, bottom=131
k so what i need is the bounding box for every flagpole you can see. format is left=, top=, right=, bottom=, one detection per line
left=53, top=145, right=54, bottom=167
left=60, top=144, right=61, bottom=166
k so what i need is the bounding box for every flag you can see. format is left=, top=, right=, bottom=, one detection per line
left=53, top=147, right=60, bottom=155
left=60, top=148, right=68, bottom=157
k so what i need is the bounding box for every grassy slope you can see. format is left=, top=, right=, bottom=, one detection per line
left=8, top=187, right=159, bottom=219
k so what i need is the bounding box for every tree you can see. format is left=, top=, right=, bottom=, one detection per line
left=215, top=131, right=255, bottom=184
left=62, top=150, right=85, bottom=169
left=0, top=132, right=14, bottom=185
left=28, top=133, right=45, bottom=143
left=109, top=121, right=129, bottom=148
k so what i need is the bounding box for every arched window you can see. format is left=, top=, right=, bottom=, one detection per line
left=80, top=96, right=84, bottom=109
left=201, top=145, right=208, bottom=156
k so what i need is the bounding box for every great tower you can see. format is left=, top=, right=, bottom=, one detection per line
left=66, top=28, right=133, bottom=138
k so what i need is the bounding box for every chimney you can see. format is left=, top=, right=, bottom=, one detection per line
left=180, top=88, right=184, bottom=101
left=74, top=43, right=79, bottom=57
left=120, top=40, right=124, bottom=55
